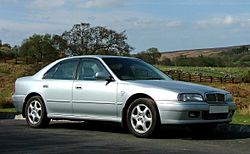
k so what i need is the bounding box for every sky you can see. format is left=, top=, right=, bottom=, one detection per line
left=1, top=0, right=250, bottom=53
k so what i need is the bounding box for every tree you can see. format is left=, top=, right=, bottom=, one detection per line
left=146, top=47, right=161, bottom=64
left=2, top=43, right=11, bottom=49
left=0, top=43, right=12, bottom=58
left=135, top=47, right=161, bottom=64
left=62, top=23, right=133, bottom=56
left=20, top=34, right=59, bottom=63
left=0, top=43, right=13, bottom=63
left=161, top=57, right=172, bottom=65
left=52, top=34, right=68, bottom=57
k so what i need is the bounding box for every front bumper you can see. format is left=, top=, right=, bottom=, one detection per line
left=156, top=101, right=236, bottom=124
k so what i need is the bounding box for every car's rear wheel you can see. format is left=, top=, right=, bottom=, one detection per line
left=25, top=96, right=50, bottom=128
left=126, top=98, right=159, bottom=138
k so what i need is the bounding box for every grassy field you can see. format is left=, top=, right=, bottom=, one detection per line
left=0, top=108, right=16, bottom=112
left=0, top=62, right=250, bottom=125
left=233, top=113, right=250, bottom=125
left=0, top=63, right=38, bottom=108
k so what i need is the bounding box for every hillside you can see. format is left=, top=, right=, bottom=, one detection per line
left=0, top=63, right=38, bottom=108
left=161, top=45, right=250, bottom=60
left=160, top=44, right=250, bottom=67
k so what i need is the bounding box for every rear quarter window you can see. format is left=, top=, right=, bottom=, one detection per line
left=43, top=59, right=79, bottom=80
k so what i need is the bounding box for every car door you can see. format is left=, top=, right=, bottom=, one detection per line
left=72, top=58, right=117, bottom=119
left=42, top=59, right=79, bottom=116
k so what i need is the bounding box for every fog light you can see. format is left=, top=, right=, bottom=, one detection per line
left=189, top=111, right=200, bottom=118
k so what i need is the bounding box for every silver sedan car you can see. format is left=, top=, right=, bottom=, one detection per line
left=12, top=56, right=236, bottom=137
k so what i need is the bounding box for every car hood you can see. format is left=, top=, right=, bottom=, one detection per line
left=128, top=80, right=228, bottom=94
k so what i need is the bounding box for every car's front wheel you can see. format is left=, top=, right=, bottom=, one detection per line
left=126, top=98, right=159, bottom=138
left=25, top=96, right=50, bottom=128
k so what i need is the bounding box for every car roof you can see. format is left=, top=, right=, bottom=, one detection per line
left=60, top=55, right=138, bottom=61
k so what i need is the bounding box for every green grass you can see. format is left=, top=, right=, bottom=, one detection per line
left=232, top=113, right=250, bottom=125
left=156, top=65, right=250, bottom=78
left=0, top=108, right=16, bottom=113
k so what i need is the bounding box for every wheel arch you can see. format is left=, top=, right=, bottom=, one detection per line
left=121, top=93, right=160, bottom=128
left=22, top=92, right=45, bottom=117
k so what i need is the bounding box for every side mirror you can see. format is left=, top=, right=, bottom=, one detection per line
left=95, top=72, right=112, bottom=81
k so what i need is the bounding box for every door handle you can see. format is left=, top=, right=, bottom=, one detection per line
left=75, top=86, right=82, bottom=89
left=43, top=85, right=48, bottom=88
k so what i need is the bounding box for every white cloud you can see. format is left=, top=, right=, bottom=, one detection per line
left=79, top=0, right=123, bottom=8
left=28, top=0, right=65, bottom=10
left=196, top=15, right=250, bottom=28
left=224, top=16, right=234, bottom=25
left=196, top=15, right=238, bottom=26
left=132, top=19, right=181, bottom=29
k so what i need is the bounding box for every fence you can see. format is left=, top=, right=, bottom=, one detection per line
left=0, top=57, right=49, bottom=65
left=165, top=70, right=250, bottom=84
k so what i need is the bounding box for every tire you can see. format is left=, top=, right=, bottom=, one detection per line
left=126, top=98, right=159, bottom=138
left=25, top=96, right=50, bottom=128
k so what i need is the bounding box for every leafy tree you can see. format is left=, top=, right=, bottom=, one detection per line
left=52, top=34, right=68, bottom=57
left=161, top=57, right=172, bottom=65
left=0, top=43, right=12, bottom=58
left=136, top=47, right=161, bottom=64
left=62, top=23, right=133, bottom=56
left=146, top=47, right=161, bottom=64
left=20, top=34, right=59, bottom=62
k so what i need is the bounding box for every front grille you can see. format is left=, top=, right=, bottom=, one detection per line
left=202, top=112, right=228, bottom=120
left=205, top=93, right=225, bottom=104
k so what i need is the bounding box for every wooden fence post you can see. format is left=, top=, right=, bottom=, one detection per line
left=199, top=74, right=202, bottom=82
left=210, top=76, right=213, bottom=83
left=178, top=72, right=181, bottom=80
left=188, top=73, right=191, bottom=82
left=220, top=77, right=223, bottom=84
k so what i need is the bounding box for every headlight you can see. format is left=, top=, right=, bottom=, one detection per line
left=225, top=94, right=233, bottom=102
left=178, top=93, right=204, bottom=102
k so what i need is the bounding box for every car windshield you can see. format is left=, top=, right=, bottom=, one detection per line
left=102, top=57, right=172, bottom=81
